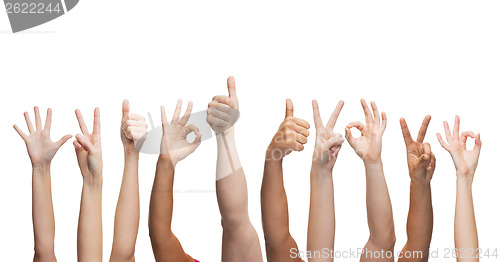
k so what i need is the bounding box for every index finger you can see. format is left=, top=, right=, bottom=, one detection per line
left=416, top=115, right=431, bottom=143
left=400, top=117, right=413, bottom=146
left=312, top=100, right=324, bottom=129
left=75, top=109, right=89, bottom=136
left=326, top=100, right=344, bottom=130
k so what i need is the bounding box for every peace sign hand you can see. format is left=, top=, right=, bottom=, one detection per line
left=13, top=107, right=72, bottom=168
left=400, top=116, right=436, bottom=182
left=312, top=100, right=344, bottom=170
left=74, top=108, right=103, bottom=183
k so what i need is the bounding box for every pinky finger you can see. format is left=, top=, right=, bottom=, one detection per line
left=13, top=125, right=28, bottom=141
left=436, top=133, right=450, bottom=151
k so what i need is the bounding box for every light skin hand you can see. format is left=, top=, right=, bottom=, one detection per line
left=400, top=116, right=436, bottom=182
left=437, top=116, right=481, bottom=262
left=312, top=100, right=344, bottom=170
left=345, top=99, right=387, bottom=164
left=74, top=108, right=103, bottom=262
left=120, top=99, right=148, bottom=155
left=14, top=107, right=71, bottom=262
left=208, top=76, right=263, bottom=262
left=159, top=99, right=202, bottom=166
left=110, top=100, right=148, bottom=262
left=347, top=100, right=394, bottom=262
left=266, top=98, right=310, bottom=160
left=14, top=107, right=72, bottom=168
left=207, top=76, right=239, bottom=136
left=437, top=115, right=481, bottom=181
left=74, top=108, right=103, bottom=184
left=307, top=100, right=344, bottom=262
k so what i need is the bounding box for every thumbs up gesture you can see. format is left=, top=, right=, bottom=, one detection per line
left=207, top=76, right=240, bottom=134
left=266, top=99, right=311, bottom=161
left=121, top=100, right=148, bottom=153
left=312, top=100, right=345, bottom=170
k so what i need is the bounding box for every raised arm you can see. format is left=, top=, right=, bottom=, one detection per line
left=149, top=100, right=201, bottom=262
left=345, top=99, right=395, bottom=262
left=14, top=107, right=72, bottom=262
left=437, top=116, right=481, bottom=262
left=110, top=100, right=148, bottom=262
left=398, top=116, right=436, bottom=262
left=261, top=99, right=310, bottom=262
left=74, top=108, right=103, bottom=262
left=207, top=76, right=263, bottom=262
left=307, top=100, right=344, bottom=262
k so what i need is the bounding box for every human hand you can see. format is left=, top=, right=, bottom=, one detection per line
left=74, top=108, right=103, bottom=184
left=437, top=116, right=481, bottom=181
left=266, top=99, right=310, bottom=161
left=311, top=100, right=344, bottom=170
left=400, top=116, right=436, bottom=182
left=159, top=99, right=202, bottom=166
left=120, top=100, right=148, bottom=154
left=13, top=107, right=72, bottom=168
left=207, top=76, right=240, bottom=135
left=345, top=99, right=387, bottom=163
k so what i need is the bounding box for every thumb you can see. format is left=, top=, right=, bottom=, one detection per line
left=122, top=99, right=130, bottom=118
left=285, top=98, right=293, bottom=118
left=55, top=134, right=73, bottom=149
left=227, top=76, right=237, bottom=99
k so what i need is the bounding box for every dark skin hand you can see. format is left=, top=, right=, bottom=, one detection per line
left=149, top=100, right=201, bottom=262
left=399, top=116, right=436, bottom=262
left=261, top=99, right=310, bottom=262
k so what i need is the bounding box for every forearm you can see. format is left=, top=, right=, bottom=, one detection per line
left=455, top=177, right=478, bottom=262
left=400, top=180, right=433, bottom=261
left=111, top=152, right=140, bottom=260
left=149, top=159, right=175, bottom=244
left=364, top=160, right=395, bottom=248
left=215, top=129, right=249, bottom=228
left=307, top=165, right=335, bottom=261
left=32, top=165, right=57, bottom=261
left=78, top=179, right=103, bottom=262
left=261, top=157, right=290, bottom=247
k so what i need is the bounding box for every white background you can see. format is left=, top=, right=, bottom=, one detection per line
left=1, top=1, right=499, bottom=261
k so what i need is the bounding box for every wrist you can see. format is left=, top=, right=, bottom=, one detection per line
left=216, top=127, right=235, bottom=138
left=410, top=179, right=431, bottom=187
left=32, top=163, right=51, bottom=174
left=83, top=175, right=103, bottom=188
left=124, top=150, right=140, bottom=160
left=457, top=176, right=473, bottom=187
left=158, top=156, right=176, bottom=169
left=265, top=145, right=286, bottom=161
left=363, top=158, right=383, bottom=167
left=311, top=163, right=332, bottom=177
